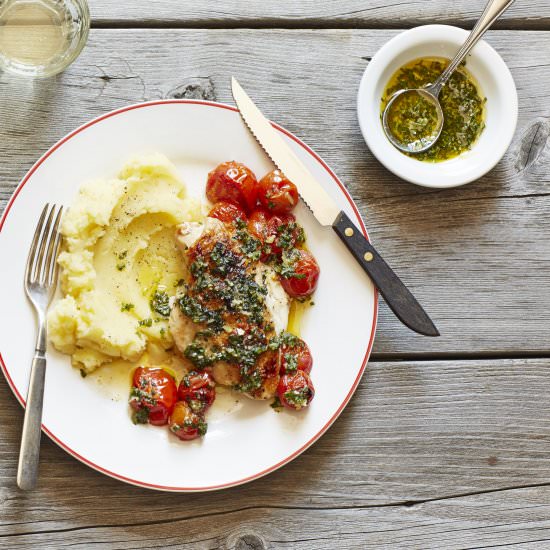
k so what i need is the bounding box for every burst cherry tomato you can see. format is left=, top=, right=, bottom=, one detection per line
left=169, top=401, right=207, bottom=441
left=279, top=249, right=320, bottom=298
left=177, top=370, right=216, bottom=413
left=206, top=161, right=258, bottom=213
left=245, top=350, right=281, bottom=399
left=277, top=371, right=315, bottom=410
left=129, top=367, right=177, bottom=426
left=247, top=209, right=270, bottom=241
left=258, top=170, right=299, bottom=214
left=246, top=209, right=271, bottom=260
left=280, top=335, right=313, bottom=375
left=266, top=213, right=304, bottom=257
left=208, top=201, right=247, bottom=224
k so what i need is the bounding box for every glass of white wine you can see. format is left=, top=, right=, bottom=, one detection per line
left=0, top=0, right=89, bottom=78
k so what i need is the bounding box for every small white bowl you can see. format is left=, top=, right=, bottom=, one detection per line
left=357, top=25, right=518, bottom=188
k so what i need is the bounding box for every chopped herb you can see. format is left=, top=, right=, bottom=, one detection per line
left=184, top=342, right=214, bottom=369
left=132, top=408, right=149, bottom=424
left=222, top=332, right=267, bottom=368
left=385, top=91, right=439, bottom=151
left=275, top=221, right=305, bottom=250
left=130, top=385, right=157, bottom=407
left=188, top=399, right=204, bottom=413
left=173, top=418, right=208, bottom=436
left=190, top=259, right=208, bottom=279
left=234, top=218, right=247, bottom=230
left=150, top=290, right=171, bottom=317
left=197, top=420, right=208, bottom=436
left=283, top=352, right=298, bottom=373
left=236, top=367, right=263, bottom=393
left=283, top=387, right=311, bottom=408
left=210, top=242, right=243, bottom=275
left=138, top=318, right=153, bottom=327
left=118, top=250, right=128, bottom=260
left=268, top=331, right=300, bottom=351
left=275, top=249, right=306, bottom=280
left=121, top=302, right=134, bottom=312
left=178, top=295, right=223, bottom=332
left=80, top=368, right=87, bottom=378
left=195, top=329, right=214, bottom=340
left=234, top=228, right=262, bottom=261
left=116, top=263, right=126, bottom=271
left=271, top=396, right=283, bottom=410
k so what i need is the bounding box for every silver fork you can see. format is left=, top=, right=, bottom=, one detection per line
left=17, top=203, right=63, bottom=491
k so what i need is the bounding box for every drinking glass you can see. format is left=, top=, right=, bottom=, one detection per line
left=0, top=0, right=89, bottom=78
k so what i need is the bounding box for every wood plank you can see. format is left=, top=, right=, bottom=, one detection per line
left=87, top=0, right=550, bottom=30
left=1, top=29, right=550, bottom=356
left=3, top=485, right=550, bottom=549
left=0, top=357, right=550, bottom=547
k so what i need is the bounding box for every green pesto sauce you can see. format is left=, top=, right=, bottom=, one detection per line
left=381, top=57, right=486, bottom=162
left=386, top=90, right=440, bottom=151
left=180, top=218, right=307, bottom=385
left=150, top=289, right=171, bottom=317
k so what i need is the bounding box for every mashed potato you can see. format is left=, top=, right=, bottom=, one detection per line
left=48, top=154, right=203, bottom=373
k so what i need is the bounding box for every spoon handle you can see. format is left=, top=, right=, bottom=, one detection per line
left=430, top=0, right=515, bottom=96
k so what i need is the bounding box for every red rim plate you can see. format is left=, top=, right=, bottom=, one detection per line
left=0, top=100, right=378, bottom=491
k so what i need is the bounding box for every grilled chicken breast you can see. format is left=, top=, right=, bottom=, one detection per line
left=170, top=217, right=289, bottom=399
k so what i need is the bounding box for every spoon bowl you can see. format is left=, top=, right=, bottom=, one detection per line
left=381, top=0, right=515, bottom=153
left=382, top=88, right=444, bottom=153
left=357, top=24, right=518, bottom=187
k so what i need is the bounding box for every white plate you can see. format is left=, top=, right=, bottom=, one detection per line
left=0, top=100, right=377, bottom=491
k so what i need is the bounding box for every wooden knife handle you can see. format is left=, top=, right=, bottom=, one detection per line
left=332, top=210, right=439, bottom=337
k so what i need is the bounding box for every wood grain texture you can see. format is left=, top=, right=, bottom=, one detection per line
left=1, top=29, right=549, bottom=356
left=87, top=0, right=550, bottom=30
left=4, top=488, right=550, bottom=549
left=2, top=8, right=550, bottom=548
left=1, top=357, right=550, bottom=547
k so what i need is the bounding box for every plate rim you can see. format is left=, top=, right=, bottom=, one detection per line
left=0, top=99, right=378, bottom=492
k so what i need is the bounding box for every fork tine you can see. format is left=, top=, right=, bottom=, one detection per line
left=45, top=206, right=63, bottom=288
left=33, top=205, right=55, bottom=284
left=25, top=204, right=49, bottom=285
left=48, top=228, right=63, bottom=290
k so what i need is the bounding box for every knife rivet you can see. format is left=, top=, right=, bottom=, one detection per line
left=345, top=227, right=354, bottom=237
left=364, top=252, right=374, bottom=262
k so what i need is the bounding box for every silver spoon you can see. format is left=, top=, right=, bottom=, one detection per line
left=382, top=0, right=515, bottom=154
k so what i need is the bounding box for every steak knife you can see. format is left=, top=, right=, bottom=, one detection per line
left=231, top=77, right=439, bottom=337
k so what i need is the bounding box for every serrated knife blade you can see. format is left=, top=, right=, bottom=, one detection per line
left=231, top=77, right=439, bottom=337
left=231, top=77, right=339, bottom=226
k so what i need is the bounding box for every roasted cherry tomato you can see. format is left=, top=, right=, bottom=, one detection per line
left=258, top=169, right=299, bottom=214
left=245, top=350, right=281, bottom=400
left=129, top=367, right=177, bottom=426
left=247, top=209, right=270, bottom=242
left=266, top=213, right=305, bottom=257
left=280, top=335, right=313, bottom=375
left=169, top=401, right=207, bottom=441
left=277, top=371, right=315, bottom=410
left=279, top=248, right=320, bottom=298
left=177, top=370, right=216, bottom=413
left=206, top=161, right=258, bottom=213
left=208, top=201, right=247, bottom=224
left=246, top=209, right=271, bottom=260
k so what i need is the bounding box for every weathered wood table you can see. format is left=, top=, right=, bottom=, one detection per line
left=1, top=1, right=550, bottom=548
